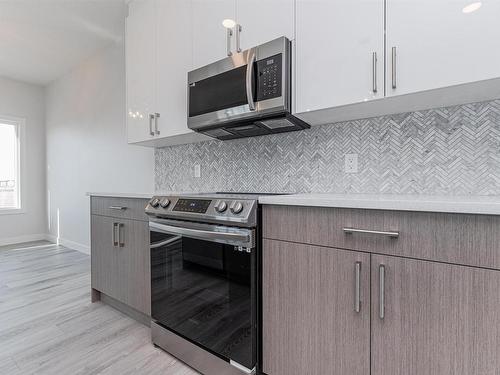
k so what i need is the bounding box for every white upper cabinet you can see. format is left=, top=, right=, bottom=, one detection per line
left=156, top=0, right=193, bottom=138
left=236, top=0, right=295, bottom=50
left=295, top=0, right=384, bottom=114
left=386, top=0, right=500, bottom=97
left=126, top=0, right=157, bottom=143
left=192, top=0, right=237, bottom=69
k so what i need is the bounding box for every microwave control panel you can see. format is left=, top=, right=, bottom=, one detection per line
left=256, top=53, right=282, bottom=101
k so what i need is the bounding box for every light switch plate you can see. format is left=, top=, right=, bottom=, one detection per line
left=194, top=164, right=201, bottom=178
left=345, top=154, right=359, bottom=173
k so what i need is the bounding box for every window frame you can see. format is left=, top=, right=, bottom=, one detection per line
left=0, top=115, right=25, bottom=215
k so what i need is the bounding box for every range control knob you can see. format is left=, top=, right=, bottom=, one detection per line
left=149, top=198, right=160, bottom=208
left=230, top=201, right=244, bottom=214
left=214, top=200, right=228, bottom=213
left=160, top=198, right=170, bottom=208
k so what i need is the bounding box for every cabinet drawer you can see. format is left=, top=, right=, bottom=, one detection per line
left=263, top=205, right=500, bottom=270
left=91, top=196, right=149, bottom=221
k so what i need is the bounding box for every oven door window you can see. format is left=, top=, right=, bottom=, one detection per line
left=151, top=231, right=256, bottom=369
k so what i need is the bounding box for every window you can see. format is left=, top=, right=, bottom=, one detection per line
left=0, top=118, right=22, bottom=212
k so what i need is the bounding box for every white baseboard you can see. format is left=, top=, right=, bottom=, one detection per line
left=0, top=234, right=49, bottom=247
left=58, top=237, right=90, bottom=255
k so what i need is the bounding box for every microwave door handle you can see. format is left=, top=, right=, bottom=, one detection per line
left=246, top=52, right=256, bottom=111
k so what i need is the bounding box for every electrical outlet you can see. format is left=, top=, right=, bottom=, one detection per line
left=194, top=164, right=201, bottom=178
left=345, top=154, right=359, bottom=173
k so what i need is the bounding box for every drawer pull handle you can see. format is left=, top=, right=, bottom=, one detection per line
left=343, top=228, right=399, bottom=238
left=109, top=206, right=127, bottom=210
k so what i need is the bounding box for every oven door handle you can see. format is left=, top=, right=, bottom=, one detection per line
left=150, top=236, right=182, bottom=249
left=149, top=221, right=253, bottom=247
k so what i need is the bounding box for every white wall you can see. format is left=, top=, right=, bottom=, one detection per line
left=0, top=77, right=47, bottom=246
left=46, top=43, right=154, bottom=253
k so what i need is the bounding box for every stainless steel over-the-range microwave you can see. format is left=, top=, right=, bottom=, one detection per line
left=187, top=37, right=310, bottom=140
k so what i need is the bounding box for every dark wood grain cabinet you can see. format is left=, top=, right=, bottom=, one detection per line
left=263, top=239, right=370, bottom=375
left=90, top=197, right=150, bottom=321
left=262, top=205, right=500, bottom=375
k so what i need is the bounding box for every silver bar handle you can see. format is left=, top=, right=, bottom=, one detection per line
left=379, top=264, right=385, bottom=319
left=154, top=113, right=160, bottom=135
left=372, top=52, right=377, bottom=93
left=246, top=52, right=256, bottom=111
left=149, top=221, right=252, bottom=247
left=149, top=114, right=155, bottom=136
left=118, top=223, right=125, bottom=248
left=391, top=47, right=397, bottom=89
left=109, top=206, right=127, bottom=210
left=112, top=223, right=118, bottom=247
left=343, top=228, right=399, bottom=238
left=235, top=24, right=242, bottom=53
left=226, top=28, right=233, bottom=57
left=354, top=262, right=361, bottom=313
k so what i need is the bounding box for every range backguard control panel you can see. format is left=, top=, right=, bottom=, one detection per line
left=256, top=53, right=282, bottom=101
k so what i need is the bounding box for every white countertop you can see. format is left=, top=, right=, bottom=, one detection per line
left=258, top=193, right=500, bottom=215
left=87, top=192, right=155, bottom=199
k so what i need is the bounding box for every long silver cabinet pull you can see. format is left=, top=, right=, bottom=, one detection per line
left=246, top=52, right=256, bottom=111
left=354, top=262, right=361, bottom=313
left=109, top=206, right=127, bottom=210
left=391, top=47, right=397, bottom=89
left=118, top=223, right=125, bottom=248
left=149, top=114, right=155, bottom=136
left=226, top=28, right=233, bottom=57
left=343, top=228, right=399, bottom=238
left=112, top=223, right=118, bottom=247
left=154, top=113, right=160, bottom=135
left=372, top=52, right=377, bottom=93
left=235, top=24, right=242, bottom=53
left=379, top=264, right=385, bottom=319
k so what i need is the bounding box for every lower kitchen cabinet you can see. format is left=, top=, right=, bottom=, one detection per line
left=262, top=205, right=500, bottom=375
left=91, top=214, right=151, bottom=317
left=262, top=239, right=370, bottom=375
left=371, top=254, right=500, bottom=375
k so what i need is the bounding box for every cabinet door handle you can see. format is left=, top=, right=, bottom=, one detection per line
left=226, top=28, right=233, bottom=56
left=154, top=113, right=160, bottom=135
left=391, top=46, right=397, bottom=89
left=372, top=52, right=377, bottom=93
left=379, top=264, right=385, bottom=320
left=343, top=228, right=399, bottom=238
left=149, top=114, right=155, bottom=136
left=354, top=262, right=362, bottom=313
left=112, top=223, right=118, bottom=247
left=118, top=223, right=125, bottom=248
left=235, top=24, right=242, bottom=53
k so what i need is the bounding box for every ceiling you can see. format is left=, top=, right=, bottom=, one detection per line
left=0, top=0, right=126, bottom=85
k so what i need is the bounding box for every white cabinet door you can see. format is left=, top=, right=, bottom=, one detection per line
left=386, top=0, right=500, bottom=97
left=126, top=0, right=157, bottom=143
left=156, top=0, right=194, bottom=138
left=295, top=0, right=384, bottom=114
left=236, top=0, right=294, bottom=51
left=192, top=0, right=236, bottom=69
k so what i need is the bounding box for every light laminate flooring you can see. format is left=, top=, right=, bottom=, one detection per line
left=0, top=241, right=199, bottom=375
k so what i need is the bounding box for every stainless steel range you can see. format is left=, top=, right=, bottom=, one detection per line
left=146, top=193, right=268, bottom=375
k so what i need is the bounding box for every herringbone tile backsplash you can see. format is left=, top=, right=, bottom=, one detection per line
left=155, top=99, right=500, bottom=195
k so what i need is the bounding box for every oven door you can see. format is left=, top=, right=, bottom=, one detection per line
left=149, top=219, right=256, bottom=371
